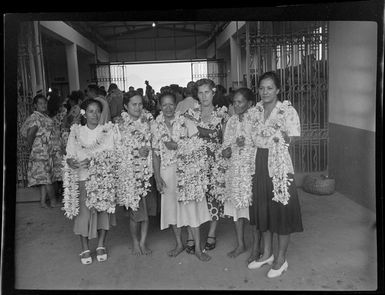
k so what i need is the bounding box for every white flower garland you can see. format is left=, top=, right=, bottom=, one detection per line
left=85, top=149, right=118, bottom=213
left=62, top=123, right=118, bottom=219
left=270, top=133, right=293, bottom=205
left=152, top=111, right=187, bottom=169
left=116, top=112, right=153, bottom=210
left=62, top=157, right=80, bottom=219
left=222, top=111, right=256, bottom=209
left=252, top=100, right=294, bottom=205
left=176, top=136, right=210, bottom=204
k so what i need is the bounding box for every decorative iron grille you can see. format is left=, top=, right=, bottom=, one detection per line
left=247, top=22, right=328, bottom=173
left=191, top=60, right=227, bottom=88
left=17, top=22, right=37, bottom=187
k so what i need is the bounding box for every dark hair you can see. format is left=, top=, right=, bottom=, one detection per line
left=33, top=94, right=46, bottom=105
left=233, top=88, right=256, bottom=104
left=68, top=90, right=84, bottom=105
left=216, top=84, right=227, bottom=95
left=108, top=83, right=118, bottom=93
left=47, top=93, right=64, bottom=117
left=137, top=88, right=144, bottom=96
left=87, top=84, right=99, bottom=94
left=123, top=90, right=143, bottom=106
left=98, top=88, right=107, bottom=97
left=258, top=71, right=281, bottom=89
left=159, top=90, right=176, bottom=105
left=82, top=98, right=103, bottom=113
left=195, top=78, right=216, bottom=90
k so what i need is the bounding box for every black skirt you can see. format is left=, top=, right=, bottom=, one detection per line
left=249, top=148, right=303, bottom=235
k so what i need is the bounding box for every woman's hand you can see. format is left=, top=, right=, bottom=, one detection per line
left=139, top=146, right=150, bottom=158
left=79, top=158, right=90, bottom=169
left=155, top=176, right=167, bottom=194
left=66, top=158, right=80, bottom=169
left=164, top=140, right=178, bottom=151
left=222, top=147, right=232, bottom=159
left=236, top=135, right=246, bottom=147
left=281, top=131, right=291, bottom=144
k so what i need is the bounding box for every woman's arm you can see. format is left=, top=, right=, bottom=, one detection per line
left=152, top=149, right=166, bottom=193
left=26, top=126, right=38, bottom=147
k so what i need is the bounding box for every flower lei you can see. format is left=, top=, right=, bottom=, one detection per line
left=176, top=135, right=209, bottom=204
left=185, top=105, right=229, bottom=203
left=252, top=100, right=294, bottom=205
left=85, top=149, right=118, bottom=213
left=116, top=112, right=153, bottom=210
left=270, top=133, right=293, bottom=205
left=153, top=111, right=187, bottom=169
left=62, top=123, right=118, bottom=219
left=222, top=111, right=256, bottom=208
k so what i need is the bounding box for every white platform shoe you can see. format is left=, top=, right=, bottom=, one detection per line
left=267, top=260, right=288, bottom=278
left=247, top=255, right=274, bottom=269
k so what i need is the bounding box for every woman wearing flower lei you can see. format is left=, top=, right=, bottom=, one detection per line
left=152, top=91, right=211, bottom=260
left=221, top=88, right=257, bottom=259
left=183, top=78, right=229, bottom=255
left=63, top=99, right=121, bottom=265
left=247, top=71, right=303, bottom=279
left=115, top=90, right=155, bottom=256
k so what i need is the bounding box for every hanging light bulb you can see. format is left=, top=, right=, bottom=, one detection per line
left=152, top=22, right=156, bottom=27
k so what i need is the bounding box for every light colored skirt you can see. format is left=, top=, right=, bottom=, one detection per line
left=177, top=194, right=211, bottom=228
left=73, top=181, right=117, bottom=239
left=160, top=164, right=178, bottom=230
left=224, top=201, right=249, bottom=221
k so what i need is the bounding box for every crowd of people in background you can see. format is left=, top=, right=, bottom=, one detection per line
left=21, top=73, right=302, bottom=279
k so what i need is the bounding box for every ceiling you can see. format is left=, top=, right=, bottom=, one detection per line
left=65, top=21, right=229, bottom=53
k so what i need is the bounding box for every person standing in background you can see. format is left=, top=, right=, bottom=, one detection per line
left=82, top=85, right=111, bottom=125
left=175, top=81, right=198, bottom=114
left=107, top=83, right=124, bottom=123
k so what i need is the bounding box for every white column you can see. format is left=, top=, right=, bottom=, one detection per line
left=65, top=43, right=80, bottom=91
left=230, top=35, right=241, bottom=90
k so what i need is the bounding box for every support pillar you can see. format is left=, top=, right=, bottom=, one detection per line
left=230, top=31, right=242, bottom=90
left=65, top=43, right=80, bottom=91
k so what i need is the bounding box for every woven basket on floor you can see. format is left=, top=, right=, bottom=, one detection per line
left=302, top=174, right=335, bottom=195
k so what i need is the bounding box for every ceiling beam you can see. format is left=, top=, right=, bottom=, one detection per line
left=66, top=21, right=110, bottom=51
left=104, top=26, right=154, bottom=40
left=159, top=25, right=211, bottom=36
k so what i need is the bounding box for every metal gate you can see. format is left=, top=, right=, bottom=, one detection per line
left=247, top=21, right=328, bottom=173
left=191, top=60, right=227, bottom=88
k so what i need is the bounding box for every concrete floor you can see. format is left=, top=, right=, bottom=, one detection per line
left=14, top=189, right=377, bottom=291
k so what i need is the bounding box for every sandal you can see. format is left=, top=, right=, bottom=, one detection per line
left=96, top=247, right=108, bottom=262
left=79, top=250, right=92, bottom=265
left=185, top=239, right=195, bottom=255
left=204, top=236, right=216, bottom=251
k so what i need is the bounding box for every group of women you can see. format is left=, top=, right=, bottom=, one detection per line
left=22, top=71, right=303, bottom=279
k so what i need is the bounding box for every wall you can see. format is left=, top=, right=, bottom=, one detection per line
left=328, top=21, right=377, bottom=211
left=78, top=48, right=95, bottom=92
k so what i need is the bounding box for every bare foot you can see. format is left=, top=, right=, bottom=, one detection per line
left=140, top=243, right=152, bottom=255
left=195, top=251, right=211, bottom=262
left=132, top=243, right=142, bottom=256
left=168, top=245, right=185, bottom=257
left=228, top=246, right=246, bottom=258
left=247, top=250, right=261, bottom=263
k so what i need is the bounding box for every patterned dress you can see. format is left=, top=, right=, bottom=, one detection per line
left=51, top=107, right=67, bottom=181
left=20, top=111, right=62, bottom=186
left=185, top=105, right=229, bottom=221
